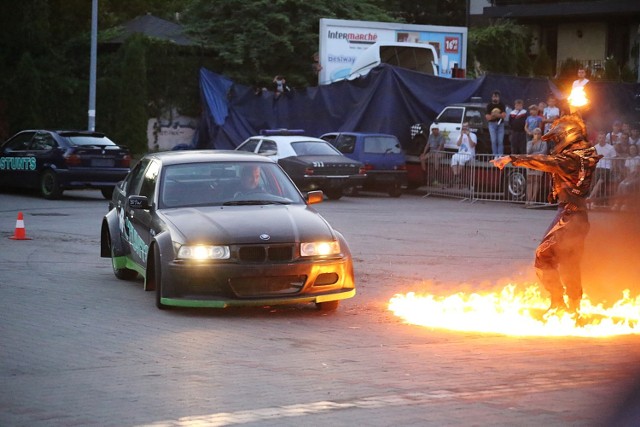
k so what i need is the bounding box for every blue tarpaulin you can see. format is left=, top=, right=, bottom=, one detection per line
left=196, top=64, right=639, bottom=150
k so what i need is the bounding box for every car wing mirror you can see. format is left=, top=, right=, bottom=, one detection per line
left=128, top=195, right=150, bottom=210
left=261, top=150, right=277, bottom=156
left=306, top=190, right=323, bottom=205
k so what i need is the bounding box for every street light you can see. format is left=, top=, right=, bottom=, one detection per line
left=88, top=0, right=98, bottom=131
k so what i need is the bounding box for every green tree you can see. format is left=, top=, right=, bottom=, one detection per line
left=468, top=20, right=531, bottom=76
left=114, top=35, right=148, bottom=154
left=386, top=0, right=466, bottom=26
left=532, top=46, right=553, bottom=78
left=184, top=0, right=396, bottom=87
left=8, top=53, right=43, bottom=131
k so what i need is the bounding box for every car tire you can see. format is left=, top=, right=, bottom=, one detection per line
left=316, top=300, right=340, bottom=311
left=40, top=169, right=62, bottom=199
left=343, top=186, right=359, bottom=197
left=110, top=237, right=138, bottom=280
left=101, top=187, right=114, bottom=200
left=151, top=248, right=168, bottom=310
left=504, top=169, right=527, bottom=201
left=388, top=183, right=403, bottom=197
left=324, top=189, right=343, bottom=200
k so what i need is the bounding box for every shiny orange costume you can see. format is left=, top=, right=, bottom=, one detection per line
left=507, top=114, right=601, bottom=311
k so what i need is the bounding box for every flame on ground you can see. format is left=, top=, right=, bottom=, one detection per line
left=568, top=86, right=589, bottom=107
left=388, top=285, right=639, bottom=337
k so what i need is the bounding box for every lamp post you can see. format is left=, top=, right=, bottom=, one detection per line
left=88, top=0, right=98, bottom=131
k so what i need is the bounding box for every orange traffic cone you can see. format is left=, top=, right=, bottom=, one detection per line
left=9, top=212, right=31, bottom=240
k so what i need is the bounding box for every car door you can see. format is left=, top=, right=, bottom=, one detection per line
left=0, top=131, right=37, bottom=188
left=124, top=160, right=160, bottom=268
left=432, top=107, right=464, bottom=150
left=26, top=131, right=60, bottom=187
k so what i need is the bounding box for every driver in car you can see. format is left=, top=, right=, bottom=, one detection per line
left=234, top=165, right=263, bottom=197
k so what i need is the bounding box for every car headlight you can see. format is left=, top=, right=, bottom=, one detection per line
left=300, top=241, right=341, bottom=257
left=177, top=245, right=230, bottom=260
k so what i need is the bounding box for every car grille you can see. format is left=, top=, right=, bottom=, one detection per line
left=237, top=245, right=294, bottom=262
left=229, top=275, right=307, bottom=297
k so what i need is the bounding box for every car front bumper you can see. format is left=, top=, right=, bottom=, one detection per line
left=160, top=256, right=356, bottom=308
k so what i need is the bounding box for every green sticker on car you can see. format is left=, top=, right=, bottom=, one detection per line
left=0, top=157, right=37, bottom=170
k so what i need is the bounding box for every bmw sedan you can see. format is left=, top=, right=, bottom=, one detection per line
left=100, top=150, right=356, bottom=310
left=0, top=130, right=131, bottom=199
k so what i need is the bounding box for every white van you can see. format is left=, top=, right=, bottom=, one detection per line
left=348, top=42, right=439, bottom=79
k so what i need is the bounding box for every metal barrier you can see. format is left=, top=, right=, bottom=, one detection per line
left=416, top=152, right=639, bottom=211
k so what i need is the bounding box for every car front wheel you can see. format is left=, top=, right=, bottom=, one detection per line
left=504, top=169, right=526, bottom=201
left=110, top=238, right=138, bottom=280
left=324, top=189, right=343, bottom=200
left=41, top=170, right=62, bottom=199
left=151, top=248, right=168, bottom=310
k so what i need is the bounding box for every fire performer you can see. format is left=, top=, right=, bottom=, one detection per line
left=491, top=114, right=601, bottom=315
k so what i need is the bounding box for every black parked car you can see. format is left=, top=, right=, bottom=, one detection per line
left=235, top=130, right=366, bottom=200
left=100, top=150, right=356, bottom=311
left=0, top=130, right=130, bottom=199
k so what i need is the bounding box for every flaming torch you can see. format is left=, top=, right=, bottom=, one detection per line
left=567, top=86, right=589, bottom=114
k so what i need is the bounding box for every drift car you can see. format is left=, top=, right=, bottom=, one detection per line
left=235, top=130, right=365, bottom=200
left=0, top=129, right=130, bottom=199
left=100, top=150, right=355, bottom=310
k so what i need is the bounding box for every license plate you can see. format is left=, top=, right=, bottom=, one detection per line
left=92, top=158, right=115, bottom=167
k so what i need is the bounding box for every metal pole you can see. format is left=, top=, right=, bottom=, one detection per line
left=88, top=0, right=98, bottom=131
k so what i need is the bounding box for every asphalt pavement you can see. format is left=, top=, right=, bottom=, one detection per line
left=1, top=188, right=639, bottom=426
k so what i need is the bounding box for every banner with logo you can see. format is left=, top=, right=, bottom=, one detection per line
left=318, top=18, right=467, bottom=85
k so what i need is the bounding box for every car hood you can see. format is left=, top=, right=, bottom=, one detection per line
left=159, top=204, right=336, bottom=244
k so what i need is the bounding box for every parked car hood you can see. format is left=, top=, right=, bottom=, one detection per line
left=159, top=205, right=336, bottom=244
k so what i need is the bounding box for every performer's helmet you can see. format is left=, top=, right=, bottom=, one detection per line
left=542, top=113, right=589, bottom=154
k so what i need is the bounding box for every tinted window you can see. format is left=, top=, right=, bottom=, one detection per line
left=31, top=132, right=57, bottom=151
left=140, top=161, right=159, bottom=200
left=258, top=140, right=277, bottom=154
left=291, top=141, right=341, bottom=156
left=436, top=107, right=464, bottom=123
left=125, top=160, right=148, bottom=195
left=465, top=109, right=484, bottom=128
left=3, top=132, right=35, bottom=151
left=333, top=135, right=356, bottom=154
left=364, top=136, right=401, bottom=154
left=64, top=134, right=117, bottom=146
left=237, top=139, right=260, bottom=153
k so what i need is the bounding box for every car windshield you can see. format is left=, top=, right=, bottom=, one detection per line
left=291, top=141, right=341, bottom=156
left=64, top=134, right=118, bottom=146
left=160, top=161, right=304, bottom=208
left=364, top=136, right=401, bottom=154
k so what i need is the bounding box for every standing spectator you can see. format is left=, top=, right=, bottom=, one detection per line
left=525, top=128, right=547, bottom=205
left=611, top=144, right=640, bottom=210
left=629, top=126, right=640, bottom=146
left=272, top=75, right=290, bottom=98
left=525, top=104, right=543, bottom=141
left=485, top=90, right=506, bottom=157
left=542, top=95, right=560, bottom=134
left=587, top=131, right=617, bottom=207
left=419, top=125, right=445, bottom=184
left=450, top=122, right=477, bottom=186
left=509, top=99, right=528, bottom=154
left=572, top=67, right=590, bottom=89
left=606, top=120, right=623, bottom=145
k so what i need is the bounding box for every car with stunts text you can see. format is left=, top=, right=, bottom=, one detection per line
left=100, top=150, right=356, bottom=311
left=0, top=129, right=130, bottom=199
left=235, top=130, right=366, bottom=200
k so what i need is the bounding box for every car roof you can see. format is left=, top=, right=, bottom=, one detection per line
left=250, top=135, right=327, bottom=143
left=324, top=132, right=398, bottom=138
left=445, top=103, right=487, bottom=108
left=143, top=150, right=277, bottom=166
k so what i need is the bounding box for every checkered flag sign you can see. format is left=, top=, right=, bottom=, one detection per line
left=411, top=123, right=425, bottom=139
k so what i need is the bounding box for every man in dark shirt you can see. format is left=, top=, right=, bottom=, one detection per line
left=491, top=114, right=601, bottom=317
left=485, top=90, right=507, bottom=157
left=509, top=99, right=528, bottom=154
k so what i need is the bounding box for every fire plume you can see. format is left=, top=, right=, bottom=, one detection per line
left=388, top=285, right=639, bottom=337
left=568, top=86, right=589, bottom=108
